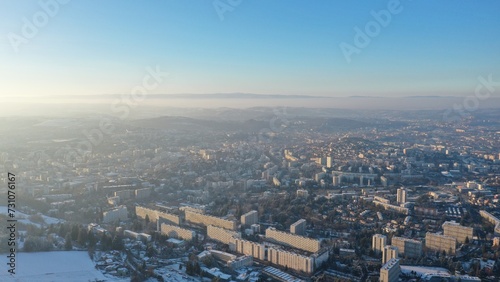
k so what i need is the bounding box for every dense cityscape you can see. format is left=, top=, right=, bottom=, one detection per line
left=2, top=1, right=500, bottom=281
left=1, top=107, right=499, bottom=281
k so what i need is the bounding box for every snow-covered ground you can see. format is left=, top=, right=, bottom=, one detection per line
left=0, top=251, right=128, bottom=282
left=400, top=265, right=450, bottom=277
left=154, top=262, right=206, bottom=282
left=0, top=206, right=64, bottom=227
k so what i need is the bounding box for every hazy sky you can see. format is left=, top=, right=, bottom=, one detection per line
left=1, top=0, right=499, bottom=99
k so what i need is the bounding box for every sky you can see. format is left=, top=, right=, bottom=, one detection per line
left=1, top=0, right=499, bottom=100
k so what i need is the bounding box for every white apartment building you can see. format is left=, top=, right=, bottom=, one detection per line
left=372, top=234, right=387, bottom=254
left=160, top=223, right=195, bottom=241
left=241, top=210, right=258, bottom=226
left=265, top=227, right=320, bottom=253
left=185, top=210, right=237, bottom=231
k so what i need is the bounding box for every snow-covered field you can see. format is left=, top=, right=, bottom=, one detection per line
left=0, top=206, right=64, bottom=227
left=154, top=262, right=206, bottom=282
left=400, top=265, right=450, bottom=277
left=0, top=251, right=128, bottom=282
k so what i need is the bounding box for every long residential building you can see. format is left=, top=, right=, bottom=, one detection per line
left=479, top=210, right=500, bottom=235
left=265, top=227, right=320, bottom=253
left=114, top=190, right=133, bottom=200
left=185, top=210, right=237, bottom=231
left=391, top=237, right=422, bottom=258
left=267, top=247, right=314, bottom=274
left=160, top=223, right=195, bottom=241
left=373, top=200, right=409, bottom=215
left=229, top=238, right=266, bottom=260
left=135, top=206, right=181, bottom=225
left=207, top=225, right=240, bottom=244
left=443, top=221, right=473, bottom=243
left=179, top=205, right=205, bottom=214
left=425, top=232, right=456, bottom=255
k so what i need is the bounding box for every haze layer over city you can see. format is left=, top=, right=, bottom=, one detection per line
left=1, top=1, right=500, bottom=282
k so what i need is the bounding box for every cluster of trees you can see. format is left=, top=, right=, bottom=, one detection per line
left=53, top=223, right=96, bottom=250
left=23, top=236, right=54, bottom=252
left=185, top=261, right=202, bottom=276
left=27, top=222, right=125, bottom=254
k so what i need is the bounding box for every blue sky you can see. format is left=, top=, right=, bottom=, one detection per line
left=1, top=0, right=499, bottom=98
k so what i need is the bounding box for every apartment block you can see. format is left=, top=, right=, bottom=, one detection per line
left=207, top=225, right=240, bottom=244
left=179, top=205, right=205, bottom=214
left=185, top=210, right=237, bottom=231
left=265, top=227, right=320, bottom=253
left=123, top=230, right=152, bottom=242
left=114, top=190, right=133, bottom=200
left=479, top=210, right=500, bottom=235
left=241, top=210, right=258, bottom=226
left=290, top=219, right=306, bottom=235
left=426, top=232, right=456, bottom=255
left=326, top=156, right=333, bottom=168
left=380, top=258, right=400, bottom=282
left=135, top=188, right=151, bottom=199
left=267, top=247, right=314, bottom=274
left=227, top=255, right=253, bottom=269
left=160, top=223, right=195, bottom=241
left=372, top=234, right=387, bottom=254
left=296, top=189, right=309, bottom=198
left=382, top=245, right=399, bottom=264
left=391, top=236, right=422, bottom=258
left=443, top=221, right=473, bottom=243
left=135, top=206, right=181, bottom=225
left=102, top=206, right=128, bottom=223
left=229, top=238, right=266, bottom=260
left=373, top=201, right=409, bottom=215
left=397, top=188, right=407, bottom=204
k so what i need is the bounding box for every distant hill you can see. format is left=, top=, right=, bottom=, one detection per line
left=145, top=93, right=324, bottom=99
left=129, top=116, right=269, bottom=132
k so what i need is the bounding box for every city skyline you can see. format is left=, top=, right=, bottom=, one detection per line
left=1, top=2, right=500, bottom=281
